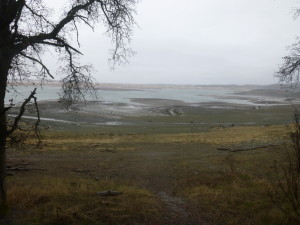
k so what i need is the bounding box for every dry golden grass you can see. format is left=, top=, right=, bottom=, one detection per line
left=175, top=172, right=287, bottom=225
left=7, top=176, right=161, bottom=225
left=5, top=123, right=293, bottom=225
left=23, top=124, right=289, bottom=152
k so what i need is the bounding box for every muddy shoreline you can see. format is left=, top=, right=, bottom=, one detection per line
left=7, top=96, right=297, bottom=131
left=6, top=83, right=300, bottom=129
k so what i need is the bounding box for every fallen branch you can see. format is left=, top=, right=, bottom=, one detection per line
left=217, top=143, right=283, bottom=152
left=6, top=167, right=47, bottom=171
left=6, top=162, right=32, bottom=168
left=73, top=169, right=90, bottom=173
left=97, top=190, right=123, bottom=197
left=100, top=150, right=116, bottom=153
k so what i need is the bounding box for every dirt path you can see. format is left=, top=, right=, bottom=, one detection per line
left=105, top=143, right=212, bottom=225
left=158, top=191, right=206, bottom=225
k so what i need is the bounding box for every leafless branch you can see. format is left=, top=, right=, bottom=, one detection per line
left=7, top=88, right=40, bottom=137
left=19, top=52, right=54, bottom=79
left=24, top=3, right=54, bottom=29
left=275, top=39, right=300, bottom=89
left=33, top=94, right=41, bottom=141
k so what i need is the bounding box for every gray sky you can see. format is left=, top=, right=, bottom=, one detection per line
left=47, top=0, right=300, bottom=85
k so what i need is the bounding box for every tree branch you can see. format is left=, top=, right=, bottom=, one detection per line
left=11, top=0, right=25, bottom=36
left=19, top=52, right=54, bottom=79
left=0, top=0, right=25, bottom=30
left=7, top=88, right=38, bottom=136
left=27, top=0, right=97, bottom=44
left=24, top=3, right=54, bottom=28
left=32, top=94, right=41, bottom=141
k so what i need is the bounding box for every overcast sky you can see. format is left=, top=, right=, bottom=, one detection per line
left=47, top=0, right=300, bottom=85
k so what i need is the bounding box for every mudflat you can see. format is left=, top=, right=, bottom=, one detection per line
left=3, top=85, right=299, bottom=225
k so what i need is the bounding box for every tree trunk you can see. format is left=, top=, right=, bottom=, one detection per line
left=0, top=7, right=14, bottom=215
left=0, top=53, right=9, bottom=218
left=0, top=109, right=7, bottom=219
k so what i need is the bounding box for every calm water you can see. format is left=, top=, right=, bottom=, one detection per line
left=5, top=85, right=254, bottom=105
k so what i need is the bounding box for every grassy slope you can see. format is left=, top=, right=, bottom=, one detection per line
left=3, top=105, right=297, bottom=225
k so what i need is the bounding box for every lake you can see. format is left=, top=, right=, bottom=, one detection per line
left=4, top=84, right=280, bottom=106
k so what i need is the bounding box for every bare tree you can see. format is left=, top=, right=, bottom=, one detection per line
left=275, top=38, right=300, bottom=88
left=272, top=7, right=300, bottom=223
left=275, top=9, right=300, bottom=88
left=0, top=0, right=137, bottom=217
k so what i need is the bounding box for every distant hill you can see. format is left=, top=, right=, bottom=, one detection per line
left=27, top=81, right=300, bottom=92
left=234, top=88, right=300, bottom=98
